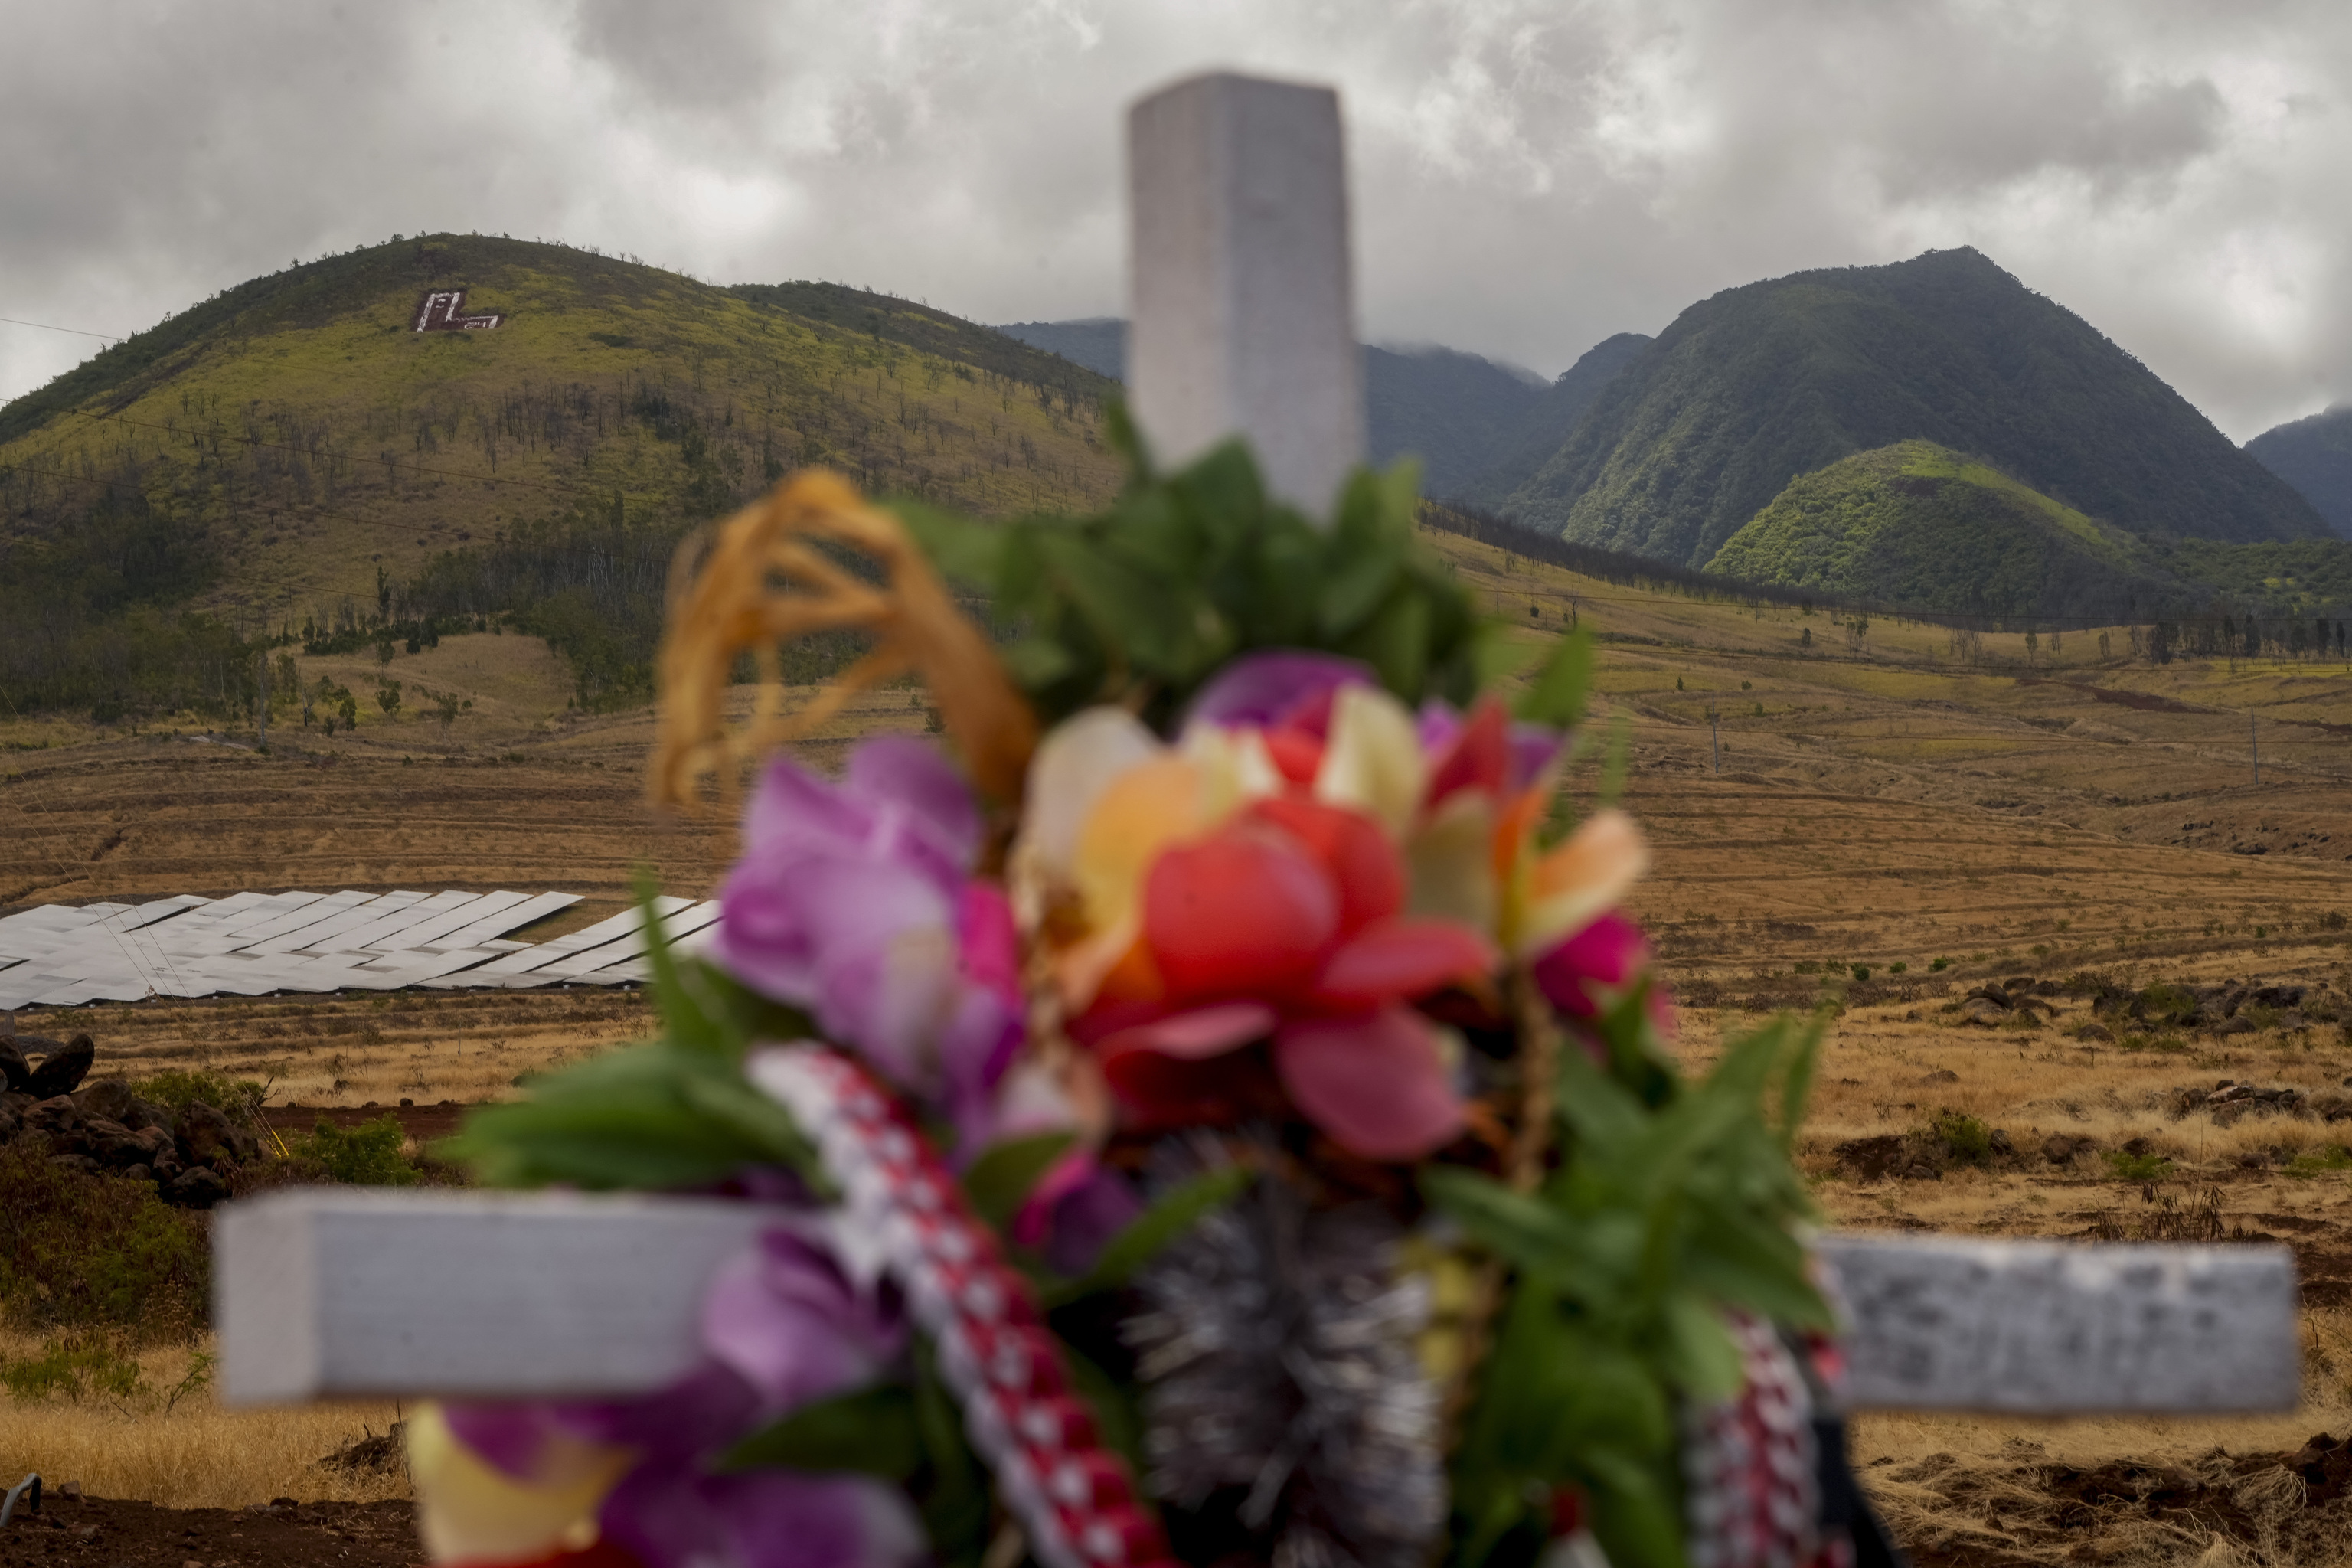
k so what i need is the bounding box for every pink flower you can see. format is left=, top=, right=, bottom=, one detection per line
left=1530, top=909, right=1674, bottom=1034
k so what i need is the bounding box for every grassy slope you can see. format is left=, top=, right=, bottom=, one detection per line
left=1704, top=439, right=2153, bottom=615
left=0, top=236, right=1123, bottom=618
left=1705, top=440, right=2352, bottom=619
left=1499, top=247, right=2330, bottom=567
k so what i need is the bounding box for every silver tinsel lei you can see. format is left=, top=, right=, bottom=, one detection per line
left=1121, top=1135, right=1446, bottom=1568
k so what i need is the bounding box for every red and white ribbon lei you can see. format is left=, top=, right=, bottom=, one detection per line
left=748, top=1046, right=1177, bottom=1568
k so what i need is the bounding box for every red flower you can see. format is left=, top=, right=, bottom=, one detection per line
left=1076, top=800, right=1496, bottom=1162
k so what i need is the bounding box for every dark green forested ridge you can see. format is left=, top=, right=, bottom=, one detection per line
left=1707, top=440, right=2352, bottom=622
left=1459, top=332, right=1652, bottom=509
left=2246, top=404, right=2352, bottom=538
left=1496, top=247, right=2331, bottom=568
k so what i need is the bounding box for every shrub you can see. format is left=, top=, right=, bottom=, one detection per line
left=1929, top=958, right=1950, bottom=972
left=0, top=1334, right=145, bottom=1403
left=1850, top=964, right=1871, bottom=982
left=2323, top=910, right=2347, bottom=933
left=1932, top=1112, right=1993, bottom=1165
left=0, top=1142, right=208, bottom=1341
left=1890, top=962, right=1908, bottom=975
left=292, top=1115, right=421, bottom=1186
left=135, top=1068, right=264, bottom=1114
left=1793, top=960, right=1819, bottom=975
left=2134, top=984, right=2198, bottom=1026
left=2105, top=1148, right=2174, bottom=1182
left=2286, top=1146, right=2352, bottom=1178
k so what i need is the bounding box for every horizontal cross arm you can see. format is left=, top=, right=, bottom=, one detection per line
left=217, top=1191, right=2301, bottom=1414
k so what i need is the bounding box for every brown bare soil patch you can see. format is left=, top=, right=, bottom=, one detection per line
left=0, top=1494, right=416, bottom=1568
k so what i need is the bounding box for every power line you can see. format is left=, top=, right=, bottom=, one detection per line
left=0, top=315, right=123, bottom=343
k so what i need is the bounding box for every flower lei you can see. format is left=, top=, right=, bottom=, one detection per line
left=422, top=435, right=1880, bottom=1568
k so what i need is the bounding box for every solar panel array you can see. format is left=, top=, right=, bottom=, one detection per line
left=0, top=890, right=723, bottom=1009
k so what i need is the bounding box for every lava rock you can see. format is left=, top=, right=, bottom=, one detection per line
left=2043, top=1134, right=2084, bottom=1164
left=25, top=1034, right=95, bottom=1099
left=176, top=1102, right=255, bottom=1169
left=82, top=1116, right=150, bottom=1170
left=1958, top=997, right=2010, bottom=1027
left=22, top=1096, right=88, bottom=1153
left=162, top=1166, right=229, bottom=1209
left=1918, top=1068, right=1961, bottom=1084
left=70, top=1079, right=140, bottom=1124
left=0, top=1037, right=27, bottom=1093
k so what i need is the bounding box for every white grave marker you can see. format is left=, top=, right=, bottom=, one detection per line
left=215, top=72, right=2301, bottom=1420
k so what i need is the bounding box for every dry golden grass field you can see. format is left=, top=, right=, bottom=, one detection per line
left=3, top=527, right=2350, bottom=1563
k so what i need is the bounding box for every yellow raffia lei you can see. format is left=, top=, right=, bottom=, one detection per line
left=647, top=469, right=1039, bottom=818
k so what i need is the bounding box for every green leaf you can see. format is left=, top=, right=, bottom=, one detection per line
left=1059, top=1341, right=1145, bottom=1471
left=1046, top=1163, right=1252, bottom=1304
left=637, top=874, right=727, bottom=1058
left=1580, top=1446, right=1692, bottom=1568
left=890, top=500, right=1005, bottom=587
left=718, top=1382, right=922, bottom=1476
left=959, top=1131, right=1076, bottom=1231
left=1517, top=627, right=1595, bottom=727
left=1031, top=531, right=1189, bottom=674
left=688, top=959, right=818, bottom=1048
left=1337, top=583, right=1430, bottom=698
left=675, top=1073, right=825, bottom=1190
left=1659, top=1292, right=1743, bottom=1400
left=1000, top=635, right=1079, bottom=689
left=911, top=1339, right=990, bottom=1568
left=1596, top=710, right=1633, bottom=808
left=1778, top=1008, right=1830, bottom=1149
left=1318, top=461, right=1416, bottom=635
left=1421, top=1168, right=1608, bottom=1300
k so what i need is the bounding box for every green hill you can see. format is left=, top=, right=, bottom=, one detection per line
left=1496, top=247, right=2331, bottom=568
left=1707, top=439, right=2352, bottom=621
left=0, top=235, right=1122, bottom=714
left=2246, top=404, right=2352, bottom=537
left=1705, top=441, right=2162, bottom=616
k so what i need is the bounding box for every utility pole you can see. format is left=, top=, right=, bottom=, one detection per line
left=1710, top=699, right=1721, bottom=777
left=2250, top=712, right=2259, bottom=787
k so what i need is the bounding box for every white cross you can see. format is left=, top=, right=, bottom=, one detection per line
left=216, top=72, right=2298, bottom=1419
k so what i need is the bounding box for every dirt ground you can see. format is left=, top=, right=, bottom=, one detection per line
left=0, top=1495, right=417, bottom=1568
left=2, top=532, right=2349, bottom=1563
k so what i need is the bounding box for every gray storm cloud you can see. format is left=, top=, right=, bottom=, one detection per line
left=1, top=0, right=2346, bottom=441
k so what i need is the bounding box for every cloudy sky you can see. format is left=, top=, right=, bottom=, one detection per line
left=3, top=0, right=2347, bottom=441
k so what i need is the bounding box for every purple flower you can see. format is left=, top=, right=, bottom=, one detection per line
left=1183, top=649, right=1376, bottom=731
left=1418, top=698, right=1566, bottom=795
left=439, top=1226, right=920, bottom=1568
left=717, top=739, right=1017, bottom=1118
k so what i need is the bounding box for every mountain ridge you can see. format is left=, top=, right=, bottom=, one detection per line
left=1494, top=247, right=2329, bottom=567
left=2246, top=403, right=2352, bottom=537
left=991, top=318, right=1651, bottom=501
